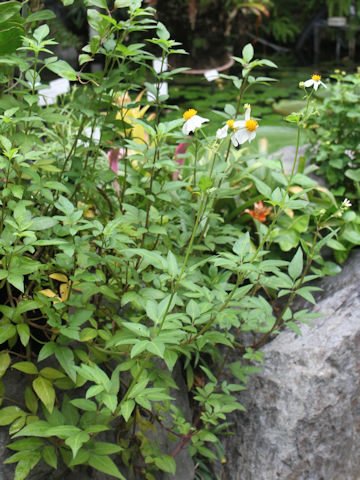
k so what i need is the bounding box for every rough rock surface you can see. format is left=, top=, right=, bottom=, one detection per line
left=220, top=249, right=360, bottom=480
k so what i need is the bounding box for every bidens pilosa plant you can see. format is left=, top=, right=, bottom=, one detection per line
left=0, top=1, right=354, bottom=479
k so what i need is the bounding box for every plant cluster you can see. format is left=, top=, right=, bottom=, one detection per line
left=307, top=70, right=360, bottom=262
left=0, top=1, right=355, bottom=480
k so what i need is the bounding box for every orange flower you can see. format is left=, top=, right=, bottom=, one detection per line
left=245, top=201, right=272, bottom=223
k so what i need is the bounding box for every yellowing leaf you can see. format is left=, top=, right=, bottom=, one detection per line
left=59, top=282, right=70, bottom=302
left=49, top=273, right=68, bottom=283
left=39, top=289, right=59, bottom=299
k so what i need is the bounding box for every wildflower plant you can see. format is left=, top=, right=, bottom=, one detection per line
left=0, top=2, right=354, bottom=480
left=306, top=70, right=360, bottom=261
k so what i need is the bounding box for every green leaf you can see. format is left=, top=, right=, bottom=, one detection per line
left=25, top=386, right=38, bottom=414
left=88, top=454, right=126, bottom=480
left=131, top=340, right=149, bottom=358
left=12, top=420, right=50, bottom=438
left=242, top=43, right=254, bottom=63
left=40, top=367, right=65, bottom=380
left=12, top=361, right=38, bottom=374
left=345, top=168, right=360, bottom=182
left=30, top=217, right=58, bottom=231
left=32, top=377, right=55, bottom=413
left=163, top=350, right=178, bottom=372
left=146, top=339, right=165, bottom=358
left=154, top=454, right=176, bottom=475
left=17, top=324, right=30, bottom=347
left=167, top=250, right=178, bottom=277
left=102, top=393, right=117, bottom=413
left=55, top=346, right=76, bottom=382
left=120, top=400, right=135, bottom=422
left=199, top=175, right=212, bottom=191
left=0, top=2, right=22, bottom=22
left=145, top=300, right=158, bottom=323
left=65, top=431, right=90, bottom=458
left=91, top=442, right=123, bottom=455
left=84, top=0, right=108, bottom=8
left=25, top=10, right=56, bottom=23
left=122, top=321, right=150, bottom=337
left=13, top=452, right=41, bottom=480
left=0, top=352, right=11, bottom=378
left=45, top=425, right=81, bottom=438
left=0, top=22, right=24, bottom=56
left=7, top=273, right=24, bottom=292
left=233, top=232, right=251, bottom=261
left=157, top=21, right=170, bottom=40
left=38, top=342, right=56, bottom=362
left=70, top=398, right=97, bottom=411
left=7, top=438, right=44, bottom=451
left=33, top=24, right=49, bottom=43
left=288, top=247, right=303, bottom=281
left=114, top=0, right=132, bottom=7
left=42, top=445, right=57, bottom=469
left=0, top=323, right=16, bottom=344
left=46, top=60, right=77, bottom=81
left=0, top=406, right=26, bottom=426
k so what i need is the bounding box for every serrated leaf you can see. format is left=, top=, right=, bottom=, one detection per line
left=120, top=400, right=135, bottom=422
left=42, top=445, right=57, bottom=469
left=65, top=431, right=90, bottom=458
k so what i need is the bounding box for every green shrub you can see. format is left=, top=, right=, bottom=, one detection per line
left=307, top=70, right=360, bottom=261
left=0, top=2, right=354, bottom=479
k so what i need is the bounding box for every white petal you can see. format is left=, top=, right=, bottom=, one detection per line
left=182, top=121, right=191, bottom=135
left=235, top=120, right=246, bottom=128
left=234, top=129, right=249, bottom=145
left=231, top=134, right=239, bottom=147
left=320, top=81, right=327, bottom=89
left=313, top=81, right=319, bottom=91
left=216, top=124, right=229, bottom=139
left=248, top=130, right=257, bottom=143
left=245, top=108, right=251, bottom=121
left=304, top=79, right=314, bottom=87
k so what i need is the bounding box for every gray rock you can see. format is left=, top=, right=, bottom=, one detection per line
left=220, top=249, right=360, bottom=480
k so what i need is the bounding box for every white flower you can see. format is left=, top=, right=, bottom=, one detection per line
left=345, top=149, right=356, bottom=160
left=342, top=198, right=352, bottom=209
left=216, top=119, right=241, bottom=145
left=232, top=105, right=259, bottom=146
left=182, top=108, right=209, bottom=135
left=304, top=74, right=327, bottom=91
left=216, top=107, right=259, bottom=147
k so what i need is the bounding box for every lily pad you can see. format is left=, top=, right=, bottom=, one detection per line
left=272, top=99, right=306, bottom=115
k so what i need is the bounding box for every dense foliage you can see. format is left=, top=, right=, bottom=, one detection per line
left=0, top=1, right=356, bottom=480
left=307, top=70, right=360, bottom=262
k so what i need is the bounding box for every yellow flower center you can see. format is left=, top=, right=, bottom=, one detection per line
left=183, top=108, right=197, bottom=120
left=226, top=119, right=238, bottom=131
left=245, top=119, right=258, bottom=132
left=312, top=74, right=321, bottom=82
